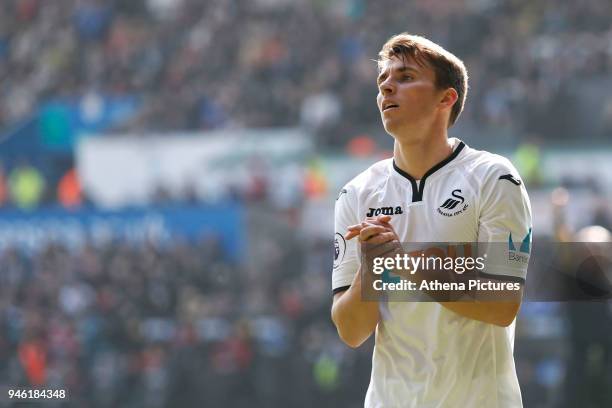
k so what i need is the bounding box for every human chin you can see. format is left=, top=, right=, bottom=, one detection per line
left=381, top=115, right=405, bottom=134
left=384, top=121, right=418, bottom=142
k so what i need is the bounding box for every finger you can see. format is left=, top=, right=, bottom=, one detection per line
left=365, top=217, right=385, bottom=225
left=364, top=217, right=392, bottom=228
left=349, top=219, right=393, bottom=240
left=362, top=222, right=394, bottom=233
left=356, top=221, right=379, bottom=231
left=345, top=230, right=359, bottom=240
left=363, top=240, right=401, bottom=260
left=364, top=231, right=397, bottom=245
left=358, top=225, right=387, bottom=242
left=346, top=223, right=366, bottom=240
left=377, top=215, right=392, bottom=224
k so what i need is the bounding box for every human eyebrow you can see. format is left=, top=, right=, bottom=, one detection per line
left=377, top=66, right=419, bottom=84
left=397, top=66, right=419, bottom=75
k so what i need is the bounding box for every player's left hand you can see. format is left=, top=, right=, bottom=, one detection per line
left=346, top=215, right=400, bottom=244
left=346, top=215, right=402, bottom=263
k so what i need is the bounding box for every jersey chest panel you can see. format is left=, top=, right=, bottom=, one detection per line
left=357, top=174, right=478, bottom=243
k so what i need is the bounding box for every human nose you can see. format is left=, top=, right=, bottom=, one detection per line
left=378, top=76, right=395, bottom=96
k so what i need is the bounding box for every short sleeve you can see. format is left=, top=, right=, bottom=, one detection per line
left=332, top=187, right=360, bottom=294
left=477, top=161, right=532, bottom=282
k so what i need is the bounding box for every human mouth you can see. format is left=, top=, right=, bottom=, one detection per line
left=382, top=102, right=399, bottom=112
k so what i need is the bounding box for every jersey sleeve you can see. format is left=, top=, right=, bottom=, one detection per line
left=332, top=187, right=360, bottom=294
left=477, top=160, right=532, bottom=282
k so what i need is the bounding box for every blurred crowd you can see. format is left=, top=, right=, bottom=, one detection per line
left=1, top=194, right=611, bottom=407
left=1, top=0, right=612, bottom=146
left=0, top=234, right=372, bottom=408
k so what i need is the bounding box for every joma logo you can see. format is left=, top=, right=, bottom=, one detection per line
left=366, top=206, right=404, bottom=217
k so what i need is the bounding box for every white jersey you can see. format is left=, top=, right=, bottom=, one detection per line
left=332, top=138, right=532, bottom=408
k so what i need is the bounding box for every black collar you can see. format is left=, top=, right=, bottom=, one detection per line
left=392, top=141, right=466, bottom=202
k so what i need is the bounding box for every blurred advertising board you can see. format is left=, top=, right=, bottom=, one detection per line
left=0, top=94, right=140, bottom=157
left=0, top=205, right=243, bottom=262
left=76, top=128, right=312, bottom=208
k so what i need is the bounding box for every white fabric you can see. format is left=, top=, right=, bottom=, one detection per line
left=332, top=138, right=532, bottom=408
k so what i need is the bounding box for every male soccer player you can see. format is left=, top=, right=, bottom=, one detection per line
left=331, top=33, right=532, bottom=407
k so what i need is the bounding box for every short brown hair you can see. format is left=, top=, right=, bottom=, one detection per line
left=377, top=33, right=468, bottom=127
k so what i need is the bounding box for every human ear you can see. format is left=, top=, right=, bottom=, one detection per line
left=440, top=88, right=458, bottom=109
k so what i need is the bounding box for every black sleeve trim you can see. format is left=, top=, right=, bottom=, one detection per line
left=332, top=285, right=351, bottom=295
left=498, top=174, right=522, bottom=186
left=477, top=271, right=525, bottom=284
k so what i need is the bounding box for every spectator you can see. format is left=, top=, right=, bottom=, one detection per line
left=8, top=160, right=45, bottom=209
left=57, top=167, right=82, bottom=209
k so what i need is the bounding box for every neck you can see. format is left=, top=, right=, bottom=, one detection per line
left=393, top=128, right=453, bottom=180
